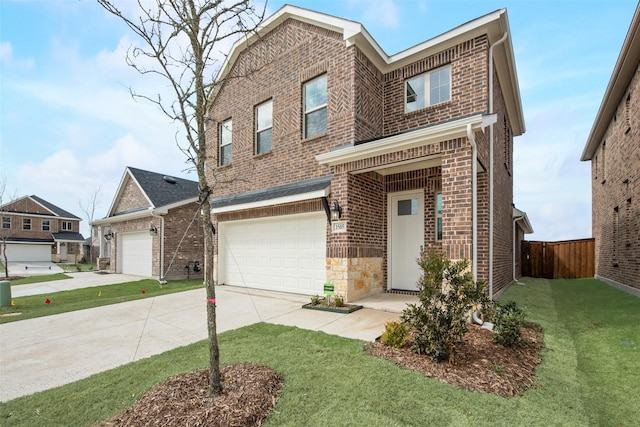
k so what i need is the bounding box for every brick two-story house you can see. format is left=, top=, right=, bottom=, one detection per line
left=92, top=167, right=204, bottom=280
left=206, top=6, right=525, bottom=301
left=0, top=195, right=84, bottom=263
left=581, top=3, right=639, bottom=293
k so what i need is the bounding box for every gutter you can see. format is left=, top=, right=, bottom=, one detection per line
left=466, top=124, right=478, bottom=282
left=488, top=31, right=509, bottom=300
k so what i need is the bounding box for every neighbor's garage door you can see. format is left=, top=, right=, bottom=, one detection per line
left=4, top=243, right=51, bottom=262
left=218, top=212, right=326, bottom=295
left=118, top=232, right=152, bottom=277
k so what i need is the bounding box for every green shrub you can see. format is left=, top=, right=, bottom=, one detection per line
left=310, top=295, right=322, bottom=306
left=380, top=321, right=408, bottom=348
left=400, top=250, right=488, bottom=362
left=334, top=294, right=345, bottom=307
left=492, top=300, right=526, bottom=347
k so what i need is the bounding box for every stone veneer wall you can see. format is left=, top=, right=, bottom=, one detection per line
left=326, top=257, right=383, bottom=302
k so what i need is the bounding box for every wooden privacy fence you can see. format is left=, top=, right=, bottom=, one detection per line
left=522, top=238, right=595, bottom=279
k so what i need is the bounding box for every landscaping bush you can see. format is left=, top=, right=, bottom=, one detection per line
left=380, top=321, right=408, bottom=348
left=492, top=300, right=526, bottom=347
left=400, top=250, right=488, bottom=362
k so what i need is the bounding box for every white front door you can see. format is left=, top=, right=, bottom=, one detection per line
left=388, top=190, right=424, bottom=291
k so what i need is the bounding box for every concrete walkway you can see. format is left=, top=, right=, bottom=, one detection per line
left=0, top=284, right=415, bottom=402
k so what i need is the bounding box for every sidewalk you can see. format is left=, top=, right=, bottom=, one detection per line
left=0, top=285, right=412, bottom=402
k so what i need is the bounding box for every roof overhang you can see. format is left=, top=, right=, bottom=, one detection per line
left=93, top=197, right=198, bottom=227
left=316, top=113, right=495, bottom=168
left=513, top=206, right=533, bottom=234
left=213, top=6, right=524, bottom=136
left=582, top=3, right=640, bottom=161
left=211, top=176, right=331, bottom=214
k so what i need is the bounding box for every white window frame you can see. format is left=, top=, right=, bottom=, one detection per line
left=405, top=66, right=451, bottom=113
left=219, top=119, right=233, bottom=166
left=2, top=216, right=10, bottom=229
left=435, top=192, right=442, bottom=241
left=255, top=100, right=273, bottom=154
left=62, top=221, right=72, bottom=231
left=42, top=219, right=50, bottom=231
left=303, top=74, right=327, bottom=139
left=23, top=218, right=31, bottom=230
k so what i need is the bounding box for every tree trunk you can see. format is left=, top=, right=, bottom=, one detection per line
left=202, top=201, right=222, bottom=396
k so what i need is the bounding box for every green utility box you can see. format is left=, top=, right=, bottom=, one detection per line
left=0, top=280, right=11, bottom=307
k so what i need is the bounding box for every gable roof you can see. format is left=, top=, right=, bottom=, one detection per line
left=582, top=3, right=640, bottom=161
left=0, top=195, right=81, bottom=220
left=215, top=5, right=524, bottom=136
left=106, top=167, right=200, bottom=217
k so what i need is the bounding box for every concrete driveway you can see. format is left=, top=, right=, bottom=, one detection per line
left=0, top=285, right=413, bottom=402
left=6, top=262, right=64, bottom=277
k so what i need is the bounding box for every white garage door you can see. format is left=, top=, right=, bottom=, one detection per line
left=118, top=232, right=152, bottom=277
left=218, top=212, right=326, bottom=295
left=4, top=243, right=51, bottom=262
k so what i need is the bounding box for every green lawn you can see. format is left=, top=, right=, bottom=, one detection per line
left=1, top=277, right=638, bottom=426
left=0, top=279, right=204, bottom=324
left=6, top=273, right=72, bottom=286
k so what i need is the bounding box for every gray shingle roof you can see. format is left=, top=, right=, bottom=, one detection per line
left=52, top=232, right=86, bottom=242
left=210, top=176, right=331, bottom=209
left=127, top=167, right=200, bottom=208
left=30, top=195, right=81, bottom=219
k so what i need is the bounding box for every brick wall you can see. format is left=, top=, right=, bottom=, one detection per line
left=207, top=17, right=516, bottom=299
left=1, top=196, right=81, bottom=240
left=490, top=68, right=516, bottom=295
left=162, top=203, right=204, bottom=280
left=114, top=177, right=150, bottom=213
left=591, top=63, right=640, bottom=290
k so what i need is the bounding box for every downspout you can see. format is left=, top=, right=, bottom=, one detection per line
left=150, top=210, right=166, bottom=283
left=513, top=214, right=523, bottom=283
left=466, top=124, right=478, bottom=282
left=488, top=31, right=509, bottom=300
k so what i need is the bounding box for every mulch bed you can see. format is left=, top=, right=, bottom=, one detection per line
left=95, top=364, right=282, bottom=427
left=364, top=323, right=544, bottom=396
left=94, top=324, right=542, bottom=425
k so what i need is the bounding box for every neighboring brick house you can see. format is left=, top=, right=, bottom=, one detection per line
left=0, top=195, right=84, bottom=263
left=206, top=6, right=526, bottom=301
left=92, top=167, right=204, bottom=280
left=581, top=3, right=640, bottom=293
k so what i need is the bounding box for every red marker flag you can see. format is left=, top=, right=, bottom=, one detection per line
left=141, top=290, right=146, bottom=294
left=45, top=298, right=51, bottom=305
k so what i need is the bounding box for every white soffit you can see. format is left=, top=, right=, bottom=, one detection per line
left=316, top=114, right=486, bottom=167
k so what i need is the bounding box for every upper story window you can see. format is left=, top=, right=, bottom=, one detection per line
left=42, top=219, right=50, bottom=231
left=405, top=66, right=451, bottom=113
left=62, top=221, right=72, bottom=231
left=303, top=74, right=327, bottom=139
left=23, top=218, right=31, bottom=230
left=219, top=119, right=232, bottom=166
left=255, top=100, right=273, bottom=154
left=2, top=217, right=10, bottom=229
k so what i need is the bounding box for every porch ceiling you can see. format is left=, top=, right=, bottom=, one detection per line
left=352, top=155, right=441, bottom=175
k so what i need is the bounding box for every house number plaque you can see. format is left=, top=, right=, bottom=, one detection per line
left=331, top=221, right=347, bottom=234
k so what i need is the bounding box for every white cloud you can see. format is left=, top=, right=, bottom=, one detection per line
left=0, top=41, right=34, bottom=69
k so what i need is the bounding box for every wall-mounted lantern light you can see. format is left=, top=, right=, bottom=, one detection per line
left=149, top=224, right=157, bottom=236
left=330, top=200, right=342, bottom=222
left=104, top=227, right=114, bottom=241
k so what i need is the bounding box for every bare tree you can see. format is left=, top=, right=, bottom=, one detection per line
left=79, top=185, right=103, bottom=266
left=0, top=177, right=19, bottom=279
left=97, top=0, right=266, bottom=396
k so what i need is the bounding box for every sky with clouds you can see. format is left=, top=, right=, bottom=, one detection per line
left=0, top=0, right=637, bottom=239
